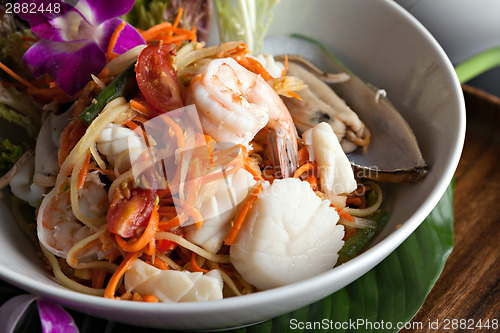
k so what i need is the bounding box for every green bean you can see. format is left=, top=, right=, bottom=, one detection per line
left=79, top=63, right=137, bottom=126
left=337, top=210, right=390, bottom=265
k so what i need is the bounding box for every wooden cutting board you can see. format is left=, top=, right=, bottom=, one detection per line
left=401, top=85, right=500, bottom=332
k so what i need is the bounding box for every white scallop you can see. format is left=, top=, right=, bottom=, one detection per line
left=124, top=260, right=223, bottom=303
left=230, top=178, right=344, bottom=290
left=303, top=122, right=357, bottom=198
left=186, top=168, right=256, bottom=253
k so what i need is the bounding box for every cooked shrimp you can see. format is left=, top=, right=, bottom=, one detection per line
left=37, top=171, right=108, bottom=259
left=124, top=259, right=223, bottom=302
left=230, top=178, right=344, bottom=290
left=186, top=57, right=299, bottom=178
left=302, top=122, right=357, bottom=207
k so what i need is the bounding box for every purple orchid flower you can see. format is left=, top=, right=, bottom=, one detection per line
left=18, top=0, right=146, bottom=96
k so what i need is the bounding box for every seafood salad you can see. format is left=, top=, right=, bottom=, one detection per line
left=0, top=0, right=403, bottom=303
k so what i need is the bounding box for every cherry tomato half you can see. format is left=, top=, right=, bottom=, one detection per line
left=107, top=187, right=156, bottom=238
left=135, top=42, right=184, bottom=113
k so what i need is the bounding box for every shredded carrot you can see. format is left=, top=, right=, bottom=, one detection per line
left=158, top=206, right=178, bottom=216
left=158, top=31, right=196, bottom=44
left=153, top=257, right=170, bottom=270
left=297, top=146, right=309, bottom=166
left=1, top=81, right=24, bottom=87
left=77, top=153, right=91, bottom=190
left=115, top=205, right=159, bottom=252
left=140, top=22, right=172, bottom=40
left=97, top=67, right=110, bottom=80
left=287, top=90, right=302, bottom=100
left=346, top=196, right=362, bottom=206
left=27, top=86, right=66, bottom=97
left=130, top=99, right=158, bottom=118
left=162, top=113, right=186, bottom=149
left=158, top=212, right=189, bottom=231
left=0, top=61, right=37, bottom=90
left=281, top=54, right=289, bottom=77
left=190, top=252, right=209, bottom=273
left=293, top=162, right=317, bottom=179
left=306, top=174, right=318, bottom=191
left=59, top=119, right=87, bottom=166
left=158, top=216, right=180, bottom=230
left=106, top=21, right=127, bottom=61
left=132, top=293, right=143, bottom=301
left=238, top=56, right=273, bottom=81
left=244, top=160, right=263, bottom=180
left=89, top=165, right=115, bottom=177
left=335, top=207, right=355, bottom=223
left=173, top=7, right=183, bottom=29
left=21, top=36, right=39, bottom=43
left=189, top=207, right=204, bottom=229
left=140, top=16, right=197, bottom=46
left=204, top=135, right=215, bottom=168
left=157, top=188, right=172, bottom=197
left=144, top=236, right=156, bottom=256
left=225, top=183, right=263, bottom=245
left=124, top=120, right=139, bottom=131
left=91, top=269, right=107, bottom=289
left=343, top=227, right=356, bottom=240
left=104, top=251, right=141, bottom=299
left=142, top=295, right=159, bottom=303
left=199, top=156, right=245, bottom=185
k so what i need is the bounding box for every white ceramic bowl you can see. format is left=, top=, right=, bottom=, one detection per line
left=395, top=0, right=500, bottom=65
left=0, top=0, right=465, bottom=330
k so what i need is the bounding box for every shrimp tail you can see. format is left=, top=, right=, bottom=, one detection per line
left=267, top=124, right=299, bottom=178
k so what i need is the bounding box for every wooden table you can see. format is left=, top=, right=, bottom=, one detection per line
left=401, top=85, right=500, bottom=332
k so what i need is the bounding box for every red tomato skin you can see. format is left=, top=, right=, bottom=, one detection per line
left=136, top=43, right=184, bottom=113
left=107, top=188, right=156, bottom=238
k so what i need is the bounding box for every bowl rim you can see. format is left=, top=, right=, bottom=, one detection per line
left=0, top=0, right=466, bottom=328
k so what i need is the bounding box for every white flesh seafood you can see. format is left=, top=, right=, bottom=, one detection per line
left=186, top=168, right=256, bottom=253
left=34, top=107, right=73, bottom=187
left=186, top=57, right=298, bottom=177
left=230, top=178, right=345, bottom=290
left=124, top=259, right=223, bottom=303
left=96, top=123, right=144, bottom=173
left=249, top=53, right=285, bottom=79
left=303, top=122, right=357, bottom=203
left=9, top=156, right=45, bottom=205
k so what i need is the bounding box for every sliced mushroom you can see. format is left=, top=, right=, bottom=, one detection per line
left=278, top=57, right=370, bottom=153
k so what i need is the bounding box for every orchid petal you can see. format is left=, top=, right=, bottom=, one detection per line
left=17, top=0, right=78, bottom=41
left=97, top=18, right=146, bottom=56
left=37, top=299, right=78, bottom=333
left=23, top=40, right=106, bottom=96
left=76, top=0, right=136, bottom=26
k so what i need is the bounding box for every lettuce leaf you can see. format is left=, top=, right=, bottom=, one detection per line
left=123, top=0, right=212, bottom=42
left=0, top=10, right=34, bottom=80
left=0, top=138, right=29, bottom=175
left=215, top=0, right=280, bottom=54
left=0, top=104, right=38, bottom=139
left=122, top=0, right=168, bottom=30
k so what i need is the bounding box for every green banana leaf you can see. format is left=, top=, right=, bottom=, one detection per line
left=3, top=182, right=454, bottom=333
